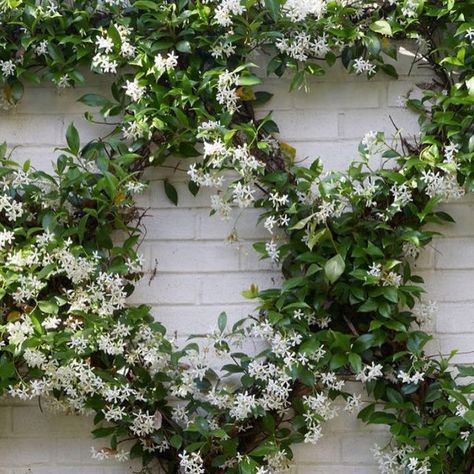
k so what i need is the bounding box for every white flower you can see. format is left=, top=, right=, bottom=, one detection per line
left=179, top=450, right=205, bottom=474
left=33, top=40, right=49, bottom=56
left=54, top=75, right=71, bottom=89
left=265, top=240, right=279, bottom=262
left=0, top=230, right=14, bottom=249
left=353, top=57, right=376, bottom=75
left=97, top=36, right=114, bottom=53
left=125, top=180, right=147, bottom=194
left=120, top=42, right=136, bottom=58
left=368, top=263, right=382, bottom=278
left=356, top=362, right=383, bottom=383
left=130, top=410, right=156, bottom=437
left=344, top=394, right=362, bottom=413
left=212, top=0, right=245, bottom=27
left=216, top=70, right=240, bottom=113
left=210, top=194, right=232, bottom=220
left=0, top=60, right=16, bottom=78
left=232, top=182, right=255, bottom=208
left=6, top=317, right=34, bottom=347
left=90, top=447, right=110, bottom=460
left=123, top=79, right=146, bottom=102
left=382, top=271, right=402, bottom=288
left=465, top=28, right=474, bottom=42
left=269, top=192, right=289, bottom=211
left=282, top=0, right=327, bottom=22
left=154, top=51, right=178, bottom=73
left=264, top=215, right=277, bottom=234
left=397, top=369, right=424, bottom=384
left=115, top=450, right=129, bottom=462
left=23, top=348, right=47, bottom=368
left=92, top=53, right=118, bottom=74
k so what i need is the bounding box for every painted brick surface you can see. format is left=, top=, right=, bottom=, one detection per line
left=0, top=52, right=472, bottom=473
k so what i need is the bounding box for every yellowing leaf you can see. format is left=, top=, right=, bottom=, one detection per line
left=236, top=86, right=256, bottom=101
left=280, top=142, right=296, bottom=160
left=241, top=284, right=259, bottom=299
left=7, top=311, right=21, bottom=322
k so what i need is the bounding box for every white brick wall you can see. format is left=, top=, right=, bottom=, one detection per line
left=1, top=50, right=472, bottom=473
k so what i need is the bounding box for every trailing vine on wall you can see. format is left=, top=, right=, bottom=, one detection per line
left=0, top=0, right=474, bottom=472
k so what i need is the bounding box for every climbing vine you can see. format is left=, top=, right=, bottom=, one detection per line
left=1, top=0, right=474, bottom=473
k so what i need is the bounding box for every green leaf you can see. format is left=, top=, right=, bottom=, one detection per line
left=9, top=79, right=24, bottom=103
left=238, top=75, right=262, bottom=87
left=78, top=94, right=111, bottom=108
left=38, top=300, right=59, bottom=314
left=264, top=0, right=280, bottom=21
left=370, top=20, right=393, bottom=37
left=368, top=411, right=397, bottom=425
left=330, top=353, right=347, bottom=370
left=176, top=40, right=191, bottom=53
left=164, top=179, right=178, bottom=206
left=324, top=254, right=345, bottom=284
left=407, top=331, right=432, bottom=355
left=464, top=410, right=474, bottom=427
left=134, top=0, right=160, bottom=10
left=188, top=180, right=200, bottom=196
left=348, top=353, right=362, bottom=373
left=290, top=213, right=314, bottom=230
left=282, top=276, right=306, bottom=292
left=239, top=457, right=259, bottom=474
left=250, top=441, right=278, bottom=457
left=218, top=312, right=227, bottom=332
left=66, top=123, right=80, bottom=155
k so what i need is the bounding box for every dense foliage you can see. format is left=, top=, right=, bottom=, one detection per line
left=1, top=0, right=474, bottom=473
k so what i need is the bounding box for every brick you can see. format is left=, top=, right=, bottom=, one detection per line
left=0, top=114, right=64, bottom=146
left=151, top=303, right=256, bottom=335
left=148, top=241, right=241, bottom=272
left=0, top=407, right=12, bottom=436
left=438, top=335, right=474, bottom=364
left=128, top=274, right=200, bottom=305
left=149, top=180, right=214, bottom=209
left=199, top=271, right=281, bottom=304
left=292, top=436, right=341, bottom=463
left=387, top=80, right=425, bottom=107
left=436, top=303, right=474, bottom=334
left=15, top=87, right=111, bottom=116
left=66, top=115, right=113, bottom=144
left=9, top=146, right=57, bottom=173
left=271, top=110, right=339, bottom=140
left=239, top=242, right=275, bottom=271
left=292, top=140, right=360, bottom=171
left=143, top=209, right=196, bottom=240
left=415, top=245, right=434, bottom=270
left=12, top=407, right=92, bottom=436
left=196, top=208, right=267, bottom=240
left=292, top=81, right=382, bottom=110
left=435, top=237, right=474, bottom=269
left=0, top=438, right=51, bottom=465
left=419, top=270, right=474, bottom=303
left=297, top=465, right=378, bottom=474
left=341, top=108, right=421, bottom=139
left=426, top=201, right=474, bottom=237
left=341, top=433, right=391, bottom=463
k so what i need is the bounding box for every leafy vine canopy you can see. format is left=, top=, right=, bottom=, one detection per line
left=0, top=0, right=474, bottom=472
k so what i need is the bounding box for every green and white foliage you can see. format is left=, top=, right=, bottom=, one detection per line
left=0, top=0, right=474, bottom=472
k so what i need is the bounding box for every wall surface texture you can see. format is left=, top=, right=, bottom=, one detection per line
left=0, top=50, right=473, bottom=474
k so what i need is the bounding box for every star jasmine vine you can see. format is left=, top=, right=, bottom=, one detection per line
left=0, top=0, right=474, bottom=473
